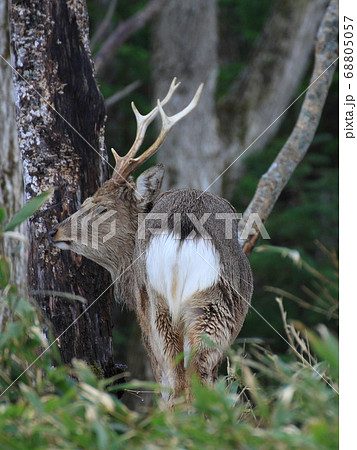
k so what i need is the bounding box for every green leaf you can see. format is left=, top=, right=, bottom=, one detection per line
left=0, top=256, right=11, bottom=288
left=0, top=208, right=5, bottom=225
left=4, top=190, right=53, bottom=231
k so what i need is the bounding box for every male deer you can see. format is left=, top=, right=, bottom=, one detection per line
left=49, top=79, right=253, bottom=403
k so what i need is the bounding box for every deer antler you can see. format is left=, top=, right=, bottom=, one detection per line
left=111, top=78, right=204, bottom=181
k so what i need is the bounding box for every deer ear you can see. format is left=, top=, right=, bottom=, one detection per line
left=135, top=164, right=165, bottom=206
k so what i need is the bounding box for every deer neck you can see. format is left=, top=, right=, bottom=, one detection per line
left=107, top=207, right=140, bottom=310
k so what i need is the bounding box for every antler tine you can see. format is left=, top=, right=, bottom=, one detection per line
left=111, top=80, right=203, bottom=181
left=160, top=77, right=181, bottom=107
left=129, top=82, right=204, bottom=171
left=160, top=82, right=204, bottom=129
left=124, top=78, right=181, bottom=161
left=111, top=79, right=181, bottom=182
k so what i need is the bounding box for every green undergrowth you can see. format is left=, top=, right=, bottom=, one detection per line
left=0, top=200, right=339, bottom=449
left=0, top=292, right=339, bottom=449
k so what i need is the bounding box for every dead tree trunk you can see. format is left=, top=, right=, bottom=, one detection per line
left=9, top=0, right=122, bottom=378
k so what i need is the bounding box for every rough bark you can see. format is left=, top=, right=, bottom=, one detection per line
left=0, top=1, right=27, bottom=298
left=239, top=0, right=338, bottom=255
left=9, top=0, right=122, bottom=378
left=151, top=0, right=328, bottom=196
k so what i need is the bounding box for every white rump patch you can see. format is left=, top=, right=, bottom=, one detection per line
left=146, top=234, right=220, bottom=321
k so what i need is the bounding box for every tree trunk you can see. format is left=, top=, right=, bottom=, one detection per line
left=151, top=0, right=223, bottom=193
left=0, top=1, right=27, bottom=298
left=151, top=0, right=328, bottom=197
left=9, top=0, right=121, bottom=379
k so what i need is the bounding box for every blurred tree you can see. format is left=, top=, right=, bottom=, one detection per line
left=0, top=2, right=26, bottom=296
left=239, top=0, right=338, bottom=254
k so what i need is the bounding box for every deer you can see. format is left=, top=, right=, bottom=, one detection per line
left=49, top=78, right=253, bottom=404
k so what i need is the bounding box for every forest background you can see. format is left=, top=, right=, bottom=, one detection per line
left=0, top=0, right=338, bottom=448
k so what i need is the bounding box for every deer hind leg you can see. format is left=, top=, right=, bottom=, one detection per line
left=149, top=301, right=185, bottom=401
left=136, top=286, right=185, bottom=402
left=183, top=290, right=236, bottom=387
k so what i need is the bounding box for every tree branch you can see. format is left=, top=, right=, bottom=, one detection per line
left=105, top=80, right=141, bottom=108
left=239, top=0, right=338, bottom=255
left=90, top=0, right=118, bottom=50
left=94, top=0, right=165, bottom=75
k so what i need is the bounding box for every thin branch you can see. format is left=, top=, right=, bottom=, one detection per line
left=94, top=0, right=166, bottom=75
left=90, top=0, right=118, bottom=50
left=105, top=80, right=141, bottom=108
left=239, top=0, right=338, bottom=255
